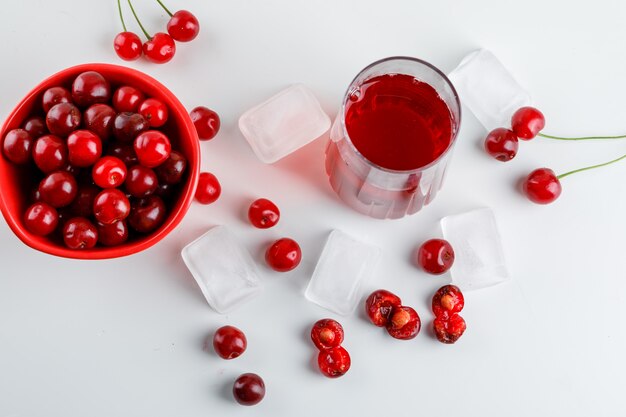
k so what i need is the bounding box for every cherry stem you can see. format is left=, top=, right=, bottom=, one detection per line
left=117, top=0, right=127, bottom=32
left=155, top=0, right=173, bottom=17
left=127, top=0, right=151, bottom=40
left=539, top=132, right=626, bottom=141
left=557, top=153, right=626, bottom=179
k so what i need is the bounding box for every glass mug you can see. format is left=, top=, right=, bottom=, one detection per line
left=325, top=57, right=461, bottom=219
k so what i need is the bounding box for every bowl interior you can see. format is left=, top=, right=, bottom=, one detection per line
left=0, top=63, right=199, bottom=259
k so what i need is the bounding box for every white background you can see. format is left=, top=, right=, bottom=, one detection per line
left=1, top=1, right=625, bottom=416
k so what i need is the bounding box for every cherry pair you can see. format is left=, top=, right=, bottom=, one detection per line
left=365, top=290, right=421, bottom=340
left=310, top=319, right=351, bottom=378
left=114, top=0, right=200, bottom=64
left=191, top=106, right=222, bottom=205
left=432, top=285, right=466, bottom=344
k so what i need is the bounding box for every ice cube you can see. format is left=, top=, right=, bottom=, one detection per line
left=448, top=49, right=531, bottom=132
left=305, top=230, right=381, bottom=315
left=440, top=208, right=509, bottom=291
left=181, top=226, right=262, bottom=313
left=239, top=84, right=331, bottom=163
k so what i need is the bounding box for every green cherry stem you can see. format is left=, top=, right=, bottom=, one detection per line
left=127, top=0, right=151, bottom=40
left=539, top=132, right=626, bottom=141
left=557, top=153, right=626, bottom=179
left=117, top=0, right=127, bottom=32
left=155, top=0, right=173, bottom=17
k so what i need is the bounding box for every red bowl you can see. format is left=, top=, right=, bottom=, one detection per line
left=0, top=63, right=200, bottom=259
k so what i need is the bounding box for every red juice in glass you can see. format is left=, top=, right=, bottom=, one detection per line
left=325, top=57, right=460, bottom=219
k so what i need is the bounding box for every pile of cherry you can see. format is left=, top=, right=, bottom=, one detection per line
left=484, top=106, right=626, bottom=204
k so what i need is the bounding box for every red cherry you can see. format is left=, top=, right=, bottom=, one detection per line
left=92, top=156, right=127, bottom=188
left=365, top=289, right=402, bottom=327
left=38, top=171, right=77, bottom=208
left=67, top=130, right=102, bottom=167
left=3, top=129, right=33, bottom=164
left=108, top=143, right=138, bottom=167
left=248, top=198, right=280, bottom=229
left=63, top=217, right=98, bottom=249
left=33, top=134, right=68, bottom=173
left=195, top=172, right=221, bottom=204
left=385, top=306, right=421, bottom=340
left=417, top=238, right=455, bottom=275
left=317, top=346, right=351, bottom=378
left=46, top=102, right=81, bottom=137
left=23, top=202, right=58, bottom=236
left=112, top=86, right=145, bottom=113
left=484, top=128, right=519, bottom=162
left=72, top=71, right=111, bottom=108
left=127, top=195, right=166, bottom=233
left=134, top=130, right=171, bottom=168
left=143, top=33, right=176, bottom=64
left=93, top=188, right=130, bottom=225
left=434, top=314, right=467, bottom=344
left=167, top=10, right=200, bottom=42
left=213, top=325, right=247, bottom=360
left=138, top=98, right=168, bottom=128
left=84, top=104, right=116, bottom=141
left=522, top=168, right=562, bottom=204
left=96, top=220, right=129, bottom=246
left=311, top=319, right=344, bottom=350
left=155, top=150, right=187, bottom=185
left=190, top=106, right=220, bottom=140
left=511, top=106, right=545, bottom=140
left=113, top=112, right=149, bottom=143
left=69, top=184, right=100, bottom=218
left=125, top=164, right=158, bottom=197
left=113, top=31, right=142, bottom=61
left=265, top=238, right=302, bottom=272
left=42, top=86, right=72, bottom=113
left=232, top=373, right=265, bottom=406
left=23, top=116, right=47, bottom=138
left=432, top=285, right=465, bottom=319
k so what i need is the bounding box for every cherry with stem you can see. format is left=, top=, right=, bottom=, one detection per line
left=127, top=0, right=176, bottom=64
left=114, top=0, right=142, bottom=61
left=156, top=0, right=200, bottom=42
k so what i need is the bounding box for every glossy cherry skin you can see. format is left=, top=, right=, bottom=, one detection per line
left=125, top=164, right=158, bottom=197
left=134, top=130, right=171, bottom=168
left=213, top=325, right=247, bottom=360
left=365, top=289, right=402, bottom=327
left=63, top=217, right=98, bottom=249
left=92, top=156, right=127, bottom=188
left=42, top=86, right=72, bottom=113
left=386, top=306, right=421, bottom=340
left=317, top=346, right=351, bottom=378
left=72, top=71, right=111, bottom=108
left=195, top=172, right=221, bottom=204
left=311, top=319, right=344, bottom=350
left=190, top=106, right=220, bottom=140
left=97, top=220, right=129, bottom=246
left=523, top=168, right=562, bottom=204
left=484, top=128, right=519, bottom=162
left=233, top=373, right=265, bottom=406
left=33, top=134, right=67, bottom=173
left=46, top=102, right=81, bottom=137
left=143, top=33, right=176, bottom=64
left=432, top=285, right=465, bottom=319
left=38, top=171, right=77, bottom=208
left=417, top=238, right=455, bottom=275
left=113, top=31, right=142, bottom=61
left=2, top=129, right=33, bottom=164
left=155, top=150, right=187, bottom=185
left=108, top=143, right=138, bottom=166
left=84, top=104, right=116, bottom=141
left=138, top=98, right=168, bottom=128
left=113, top=112, right=150, bottom=143
left=167, top=10, right=200, bottom=42
left=69, top=184, right=100, bottom=218
left=127, top=195, right=166, bottom=233
left=248, top=198, right=280, bottom=229
left=511, top=106, right=545, bottom=140
left=23, top=202, right=58, bottom=236
left=265, top=238, right=301, bottom=272
left=67, top=130, right=102, bottom=167
left=93, top=189, right=130, bottom=225
left=434, top=314, right=467, bottom=344
left=112, top=86, right=144, bottom=113
left=23, top=116, right=47, bottom=138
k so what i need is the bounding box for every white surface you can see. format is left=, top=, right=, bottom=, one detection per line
left=1, top=1, right=625, bottom=416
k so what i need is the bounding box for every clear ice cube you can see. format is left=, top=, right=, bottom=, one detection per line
left=305, top=230, right=381, bottom=315
left=448, top=49, right=531, bottom=132
left=181, top=226, right=262, bottom=313
left=440, top=208, right=509, bottom=291
left=239, top=84, right=331, bottom=163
